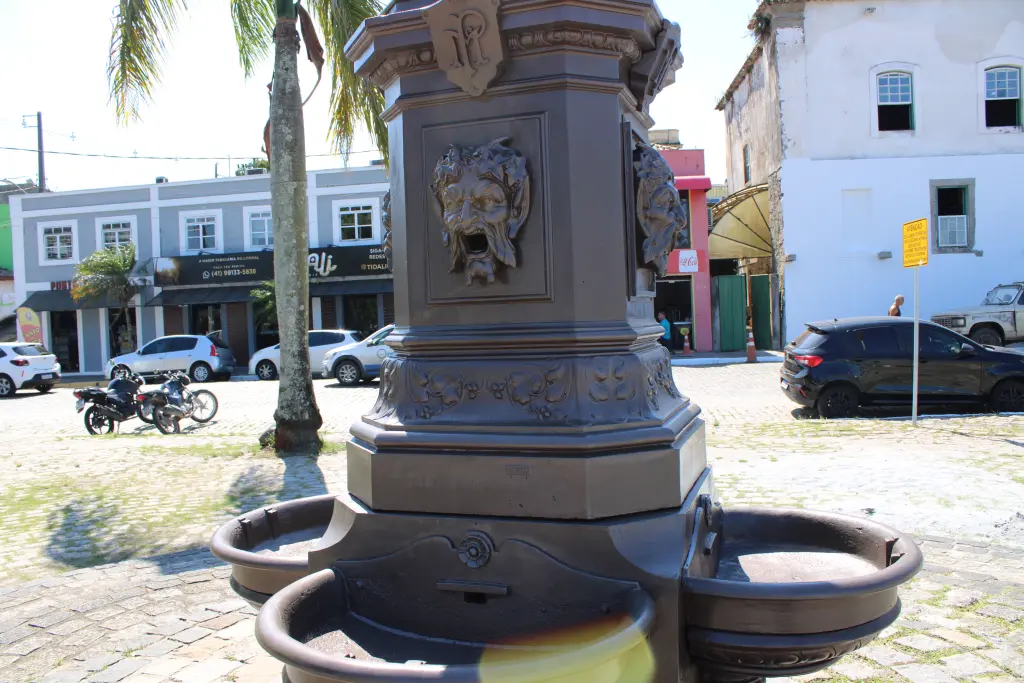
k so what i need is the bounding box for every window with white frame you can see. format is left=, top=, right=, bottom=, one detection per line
left=184, top=213, right=218, bottom=252
left=39, top=222, right=77, bottom=264
left=985, top=66, right=1022, bottom=128
left=877, top=71, right=914, bottom=131
left=930, top=179, right=975, bottom=253
left=338, top=205, right=374, bottom=242
left=101, top=220, right=133, bottom=249
left=247, top=208, right=273, bottom=249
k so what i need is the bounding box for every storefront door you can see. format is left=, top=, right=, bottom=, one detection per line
left=50, top=311, right=80, bottom=373
left=343, top=295, right=379, bottom=338
left=107, top=308, right=139, bottom=357
left=190, top=305, right=222, bottom=337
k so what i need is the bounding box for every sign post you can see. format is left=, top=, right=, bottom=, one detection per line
left=902, top=219, right=929, bottom=426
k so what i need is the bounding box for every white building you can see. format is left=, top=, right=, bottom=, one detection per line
left=717, top=0, right=1024, bottom=343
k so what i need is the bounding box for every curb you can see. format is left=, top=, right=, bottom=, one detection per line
left=671, top=355, right=784, bottom=367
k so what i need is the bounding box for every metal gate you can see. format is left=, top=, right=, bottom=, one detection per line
left=750, top=274, right=772, bottom=350
left=714, top=275, right=747, bottom=352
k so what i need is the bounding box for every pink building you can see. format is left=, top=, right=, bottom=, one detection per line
left=653, top=148, right=712, bottom=352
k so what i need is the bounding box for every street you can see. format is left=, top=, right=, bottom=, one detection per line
left=0, top=364, right=1022, bottom=682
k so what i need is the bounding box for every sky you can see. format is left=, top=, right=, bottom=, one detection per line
left=0, top=0, right=760, bottom=193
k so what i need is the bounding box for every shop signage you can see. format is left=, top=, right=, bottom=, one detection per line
left=154, top=245, right=390, bottom=287
left=676, top=250, right=699, bottom=273
left=50, top=280, right=74, bottom=291
left=16, top=307, right=42, bottom=343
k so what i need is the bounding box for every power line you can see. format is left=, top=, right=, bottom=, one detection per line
left=0, top=145, right=379, bottom=161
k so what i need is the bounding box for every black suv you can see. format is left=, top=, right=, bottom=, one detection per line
left=781, top=317, right=1024, bottom=418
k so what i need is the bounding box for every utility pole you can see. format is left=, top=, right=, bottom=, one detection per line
left=21, top=112, right=45, bottom=192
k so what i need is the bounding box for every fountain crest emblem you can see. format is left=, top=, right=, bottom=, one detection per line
left=431, top=137, right=531, bottom=286
left=424, top=0, right=504, bottom=97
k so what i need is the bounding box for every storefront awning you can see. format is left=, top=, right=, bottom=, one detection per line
left=310, top=279, right=393, bottom=297
left=20, top=289, right=121, bottom=311
left=147, top=286, right=256, bottom=307
left=709, top=184, right=773, bottom=260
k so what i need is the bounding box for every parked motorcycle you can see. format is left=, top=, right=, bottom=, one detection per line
left=74, top=372, right=147, bottom=435
left=144, top=371, right=219, bottom=435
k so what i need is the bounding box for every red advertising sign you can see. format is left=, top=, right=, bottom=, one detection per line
left=667, top=249, right=706, bottom=275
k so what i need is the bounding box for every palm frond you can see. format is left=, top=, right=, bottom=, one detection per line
left=305, top=0, right=389, bottom=166
left=251, top=280, right=278, bottom=328
left=231, top=0, right=275, bottom=77
left=72, top=244, right=142, bottom=306
left=108, top=0, right=188, bottom=123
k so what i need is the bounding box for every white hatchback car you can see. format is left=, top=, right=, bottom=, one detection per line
left=0, top=342, right=62, bottom=397
left=322, top=325, right=395, bottom=386
left=108, top=334, right=236, bottom=382
left=249, top=329, right=363, bottom=380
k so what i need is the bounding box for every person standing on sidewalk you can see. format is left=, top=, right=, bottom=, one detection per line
left=657, top=312, right=673, bottom=350
left=889, top=295, right=904, bottom=317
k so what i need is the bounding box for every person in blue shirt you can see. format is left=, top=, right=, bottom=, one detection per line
left=657, top=311, right=672, bottom=350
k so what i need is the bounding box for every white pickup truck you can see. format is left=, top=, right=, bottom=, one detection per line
left=932, top=283, right=1024, bottom=346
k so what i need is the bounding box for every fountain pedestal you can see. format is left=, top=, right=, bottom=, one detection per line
left=212, top=1, right=922, bottom=681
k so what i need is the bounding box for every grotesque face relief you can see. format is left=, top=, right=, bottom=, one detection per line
left=381, top=191, right=393, bottom=272
left=634, top=143, right=689, bottom=276
left=431, top=137, right=531, bottom=286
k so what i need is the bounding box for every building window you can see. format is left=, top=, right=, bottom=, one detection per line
left=179, top=210, right=223, bottom=254
left=44, top=225, right=74, bottom=260
left=985, top=66, right=1022, bottom=128
left=37, top=220, right=78, bottom=266
left=707, top=205, right=715, bottom=230
left=742, top=146, right=751, bottom=185
left=339, top=205, right=373, bottom=242
left=244, top=206, right=273, bottom=251
left=936, top=188, right=968, bottom=247
left=930, top=179, right=975, bottom=253
left=99, top=217, right=135, bottom=250
left=877, top=71, right=914, bottom=131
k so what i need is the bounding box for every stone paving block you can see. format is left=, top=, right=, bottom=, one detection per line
left=858, top=644, right=916, bottom=667
left=183, top=608, right=220, bottom=623
left=945, top=590, right=983, bottom=608
left=62, top=626, right=107, bottom=649
left=896, top=634, right=951, bottom=652
left=201, top=612, right=246, bottom=631
left=168, top=626, right=212, bottom=644
left=3, top=634, right=51, bottom=656
left=117, top=598, right=149, bottom=612
left=976, top=648, right=1024, bottom=677
left=170, top=658, right=241, bottom=683
left=139, top=656, right=191, bottom=677
left=86, top=657, right=150, bottom=683
left=829, top=659, right=879, bottom=680
left=230, top=655, right=283, bottom=683
left=940, top=653, right=1002, bottom=677
left=86, top=607, right=126, bottom=622
left=895, top=664, right=958, bottom=683
left=214, top=618, right=255, bottom=642
left=120, top=674, right=164, bottom=683
left=112, top=634, right=162, bottom=653
left=78, top=653, right=123, bottom=671
left=928, top=627, right=988, bottom=649
left=39, top=668, right=90, bottom=683
left=135, top=638, right=182, bottom=659
left=30, top=611, right=75, bottom=629
left=143, top=619, right=190, bottom=637
left=977, top=605, right=1024, bottom=622
left=0, top=624, right=39, bottom=645
left=202, top=599, right=247, bottom=614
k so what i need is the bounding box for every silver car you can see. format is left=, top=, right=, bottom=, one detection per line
left=108, top=334, right=235, bottom=383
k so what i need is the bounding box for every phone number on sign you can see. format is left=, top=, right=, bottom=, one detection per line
left=207, top=268, right=259, bottom=278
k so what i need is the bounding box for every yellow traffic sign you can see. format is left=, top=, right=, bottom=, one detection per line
left=903, top=218, right=928, bottom=268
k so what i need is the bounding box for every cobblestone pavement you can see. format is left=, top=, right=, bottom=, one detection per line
left=0, top=365, right=1022, bottom=682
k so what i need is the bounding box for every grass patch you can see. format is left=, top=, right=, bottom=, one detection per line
left=921, top=585, right=951, bottom=607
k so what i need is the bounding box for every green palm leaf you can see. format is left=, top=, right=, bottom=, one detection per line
left=108, top=0, right=188, bottom=123
left=72, top=244, right=144, bottom=307
left=231, top=0, right=275, bottom=77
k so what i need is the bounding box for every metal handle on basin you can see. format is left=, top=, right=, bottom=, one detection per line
left=256, top=568, right=657, bottom=683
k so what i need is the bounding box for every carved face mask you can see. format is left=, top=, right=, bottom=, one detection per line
left=432, top=138, right=531, bottom=286
left=635, top=144, right=689, bottom=276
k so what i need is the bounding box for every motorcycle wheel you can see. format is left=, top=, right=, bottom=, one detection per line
left=154, top=408, right=181, bottom=435
left=137, top=401, right=155, bottom=424
left=84, top=406, right=115, bottom=435
left=189, top=390, right=219, bottom=423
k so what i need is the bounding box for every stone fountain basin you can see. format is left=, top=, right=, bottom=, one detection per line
left=255, top=567, right=657, bottom=683
left=210, top=494, right=337, bottom=607
left=684, top=507, right=923, bottom=680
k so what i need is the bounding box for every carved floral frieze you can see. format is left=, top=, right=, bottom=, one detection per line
left=367, top=346, right=682, bottom=425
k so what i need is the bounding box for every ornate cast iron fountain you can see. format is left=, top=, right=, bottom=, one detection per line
left=213, top=1, right=922, bottom=681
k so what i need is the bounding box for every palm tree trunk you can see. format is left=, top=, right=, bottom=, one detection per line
left=270, top=12, right=323, bottom=451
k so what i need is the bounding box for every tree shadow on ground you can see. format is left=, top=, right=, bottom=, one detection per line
left=44, top=494, right=149, bottom=569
